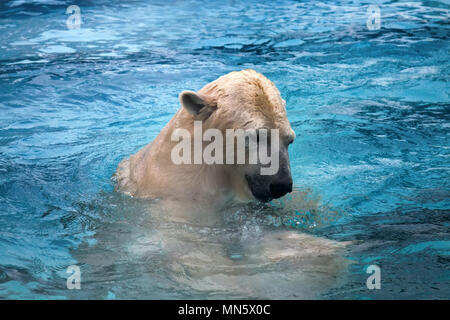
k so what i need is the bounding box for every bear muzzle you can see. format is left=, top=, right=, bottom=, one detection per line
left=245, top=173, right=293, bottom=203
left=269, top=179, right=293, bottom=199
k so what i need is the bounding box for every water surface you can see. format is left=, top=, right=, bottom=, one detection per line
left=0, top=0, right=449, bottom=299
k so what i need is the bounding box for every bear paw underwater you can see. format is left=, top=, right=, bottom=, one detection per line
left=115, top=69, right=296, bottom=208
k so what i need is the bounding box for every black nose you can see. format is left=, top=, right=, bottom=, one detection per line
left=269, top=180, right=293, bottom=199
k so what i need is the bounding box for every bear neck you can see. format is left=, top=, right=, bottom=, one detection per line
left=147, top=110, right=233, bottom=205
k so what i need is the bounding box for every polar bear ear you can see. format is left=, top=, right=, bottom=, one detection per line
left=179, top=91, right=214, bottom=119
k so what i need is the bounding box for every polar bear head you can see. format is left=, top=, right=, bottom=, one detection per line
left=176, top=69, right=295, bottom=203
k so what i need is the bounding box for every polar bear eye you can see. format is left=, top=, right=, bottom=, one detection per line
left=287, top=131, right=296, bottom=145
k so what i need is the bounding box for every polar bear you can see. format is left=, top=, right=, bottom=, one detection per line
left=115, top=69, right=296, bottom=210
left=108, top=70, right=350, bottom=298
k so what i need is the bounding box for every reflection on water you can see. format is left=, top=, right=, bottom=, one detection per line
left=0, top=0, right=449, bottom=299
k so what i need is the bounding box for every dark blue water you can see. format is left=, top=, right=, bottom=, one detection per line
left=0, top=0, right=449, bottom=299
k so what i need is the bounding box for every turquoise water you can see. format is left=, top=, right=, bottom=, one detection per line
left=0, top=0, right=449, bottom=299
